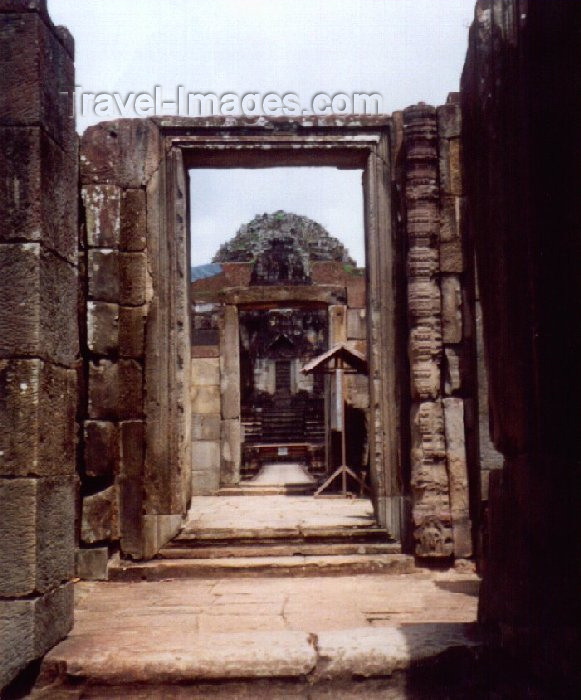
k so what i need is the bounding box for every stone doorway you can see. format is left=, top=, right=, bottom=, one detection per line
left=76, top=109, right=475, bottom=568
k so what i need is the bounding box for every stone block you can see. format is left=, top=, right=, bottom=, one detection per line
left=346, top=277, right=366, bottom=308
left=192, top=384, right=221, bottom=415
left=192, top=345, right=220, bottom=358
left=80, top=119, right=160, bottom=187
left=121, top=188, right=147, bottom=251
left=0, top=477, right=74, bottom=597
left=119, top=478, right=143, bottom=559
left=0, top=127, right=77, bottom=263
left=75, top=547, right=108, bottom=581
left=220, top=305, right=240, bottom=419
left=87, top=249, right=119, bottom=303
left=437, top=103, right=461, bottom=139
left=439, top=138, right=462, bottom=196
left=88, top=359, right=118, bottom=420
left=191, top=468, right=220, bottom=496
left=141, top=514, right=158, bottom=560
left=439, top=197, right=463, bottom=273
left=0, top=598, right=34, bottom=689
left=0, top=359, right=76, bottom=477
left=0, top=478, right=36, bottom=596
left=157, top=514, right=183, bottom=550
left=0, top=243, right=78, bottom=365
left=346, top=307, right=366, bottom=340
left=192, top=440, right=220, bottom=471
left=118, top=358, right=143, bottom=419
left=443, top=398, right=472, bottom=557
left=82, top=185, right=121, bottom=248
left=192, top=414, right=221, bottom=441
left=87, top=301, right=119, bottom=356
left=0, top=582, right=74, bottom=689
left=444, top=346, right=462, bottom=395
left=119, top=305, right=146, bottom=358
left=329, top=305, right=347, bottom=344
left=0, top=12, right=75, bottom=153
left=83, top=420, right=118, bottom=478
left=119, top=252, right=147, bottom=306
left=120, top=420, right=144, bottom=479
left=191, top=357, right=220, bottom=386
left=220, top=419, right=241, bottom=486
left=441, top=276, right=463, bottom=343
left=32, top=581, right=74, bottom=657
left=81, top=485, right=119, bottom=544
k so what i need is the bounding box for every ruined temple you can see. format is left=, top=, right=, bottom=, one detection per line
left=190, top=211, right=368, bottom=487
left=1, top=0, right=580, bottom=695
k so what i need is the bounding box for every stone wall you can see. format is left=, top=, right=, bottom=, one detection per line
left=398, top=100, right=475, bottom=559
left=0, top=0, right=77, bottom=689
left=77, top=122, right=190, bottom=564
left=461, top=0, right=581, bottom=687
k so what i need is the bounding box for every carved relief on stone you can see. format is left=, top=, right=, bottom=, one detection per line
left=414, top=515, right=454, bottom=557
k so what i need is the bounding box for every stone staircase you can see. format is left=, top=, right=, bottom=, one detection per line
left=108, top=522, right=413, bottom=582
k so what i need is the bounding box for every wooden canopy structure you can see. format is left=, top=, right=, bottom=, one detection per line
left=302, top=342, right=369, bottom=497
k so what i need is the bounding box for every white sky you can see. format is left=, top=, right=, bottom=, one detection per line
left=48, top=0, right=474, bottom=266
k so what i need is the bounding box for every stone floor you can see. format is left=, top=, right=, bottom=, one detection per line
left=37, top=570, right=479, bottom=695
left=33, top=496, right=481, bottom=697
left=183, top=494, right=376, bottom=531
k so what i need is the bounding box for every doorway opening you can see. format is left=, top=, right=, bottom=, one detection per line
left=188, top=167, right=371, bottom=501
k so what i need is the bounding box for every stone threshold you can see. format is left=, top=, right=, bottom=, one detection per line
left=107, top=553, right=415, bottom=581
left=35, top=623, right=480, bottom=696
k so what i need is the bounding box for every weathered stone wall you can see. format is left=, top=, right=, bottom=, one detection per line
left=0, top=0, right=77, bottom=688
left=461, top=0, right=581, bottom=687
left=399, top=100, right=475, bottom=559
left=78, top=122, right=190, bottom=563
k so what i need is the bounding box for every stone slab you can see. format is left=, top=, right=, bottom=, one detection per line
left=220, top=305, right=240, bottom=420
left=346, top=307, right=367, bottom=340
left=191, top=469, right=220, bottom=496
left=87, top=249, right=119, bottom=303
left=0, top=582, right=73, bottom=689
left=120, top=188, right=147, bottom=251
left=119, top=305, right=146, bottom=358
left=192, top=441, right=220, bottom=471
left=119, top=252, right=147, bottom=306
left=80, top=119, right=160, bottom=188
left=220, top=419, right=241, bottom=486
left=0, top=359, right=76, bottom=477
left=191, top=357, right=220, bottom=386
left=315, top=624, right=478, bottom=679
left=75, top=547, right=109, bottom=581
left=192, top=414, right=221, bottom=441
left=82, top=185, right=121, bottom=249
left=191, top=385, right=221, bottom=415
left=88, top=359, right=118, bottom=420
left=87, top=301, right=119, bottom=356
left=0, top=477, right=74, bottom=597
left=83, top=420, right=119, bottom=478
left=0, top=12, right=75, bottom=153
left=0, top=126, right=77, bottom=263
left=118, top=358, right=143, bottom=419
left=0, top=243, right=78, bottom=365
left=441, top=275, right=463, bottom=344
left=81, top=485, right=120, bottom=545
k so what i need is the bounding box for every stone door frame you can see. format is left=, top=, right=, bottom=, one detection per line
left=152, top=116, right=403, bottom=538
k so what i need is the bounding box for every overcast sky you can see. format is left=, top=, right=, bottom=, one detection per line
left=48, top=0, right=474, bottom=266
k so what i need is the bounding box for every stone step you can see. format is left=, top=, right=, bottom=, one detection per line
left=218, top=484, right=315, bottom=496
left=108, top=553, right=415, bottom=581
left=38, top=624, right=481, bottom=696
left=175, top=525, right=393, bottom=545
left=158, top=542, right=401, bottom=559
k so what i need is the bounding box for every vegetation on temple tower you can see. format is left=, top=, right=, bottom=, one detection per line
left=212, top=210, right=356, bottom=267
